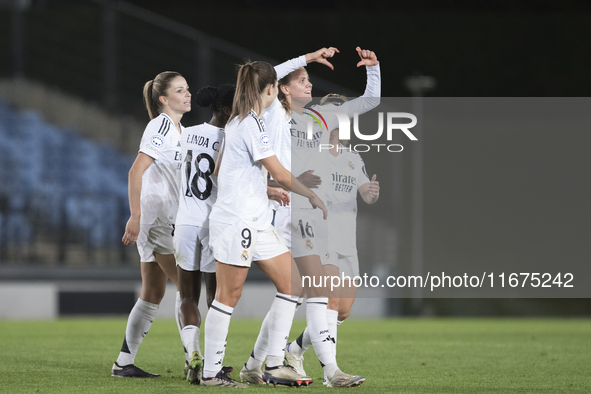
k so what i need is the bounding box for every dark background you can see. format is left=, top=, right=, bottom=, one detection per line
left=1, top=0, right=590, bottom=316
left=124, top=0, right=591, bottom=97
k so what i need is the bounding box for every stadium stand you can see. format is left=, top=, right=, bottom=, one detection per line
left=0, top=98, right=133, bottom=263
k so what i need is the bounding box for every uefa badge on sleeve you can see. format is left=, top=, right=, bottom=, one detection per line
left=151, top=135, right=164, bottom=148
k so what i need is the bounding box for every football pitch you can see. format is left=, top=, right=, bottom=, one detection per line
left=1, top=318, right=589, bottom=393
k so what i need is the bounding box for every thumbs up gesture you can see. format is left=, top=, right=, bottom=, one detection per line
left=368, top=174, right=380, bottom=199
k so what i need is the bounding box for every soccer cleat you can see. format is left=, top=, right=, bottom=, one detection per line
left=200, top=369, right=248, bottom=388
left=326, top=369, right=365, bottom=388
left=222, top=365, right=235, bottom=374
left=239, top=363, right=265, bottom=385
left=186, top=351, right=203, bottom=384
left=111, top=362, right=160, bottom=378
left=262, top=364, right=313, bottom=387
left=284, top=342, right=307, bottom=377
left=186, top=362, right=233, bottom=379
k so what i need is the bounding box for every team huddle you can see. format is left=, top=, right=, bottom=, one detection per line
left=111, top=46, right=381, bottom=388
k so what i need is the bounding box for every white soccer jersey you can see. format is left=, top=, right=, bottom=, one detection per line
left=209, top=110, right=276, bottom=230
left=327, top=146, right=370, bottom=256
left=290, top=62, right=381, bottom=209
left=264, top=96, right=292, bottom=173
left=138, top=113, right=183, bottom=226
left=175, top=123, right=224, bottom=228
left=263, top=55, right=307, bottom=210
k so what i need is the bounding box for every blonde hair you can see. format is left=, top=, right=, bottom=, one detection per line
left=142, top=71, right=182, bottom=119
left=230, top=61, right=277, bottom=123
left=277, top=68, right=303, bottom=114
left=320, top=93, right=347, bottom=106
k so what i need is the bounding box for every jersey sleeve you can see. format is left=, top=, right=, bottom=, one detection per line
left=274, top=55, right=307, bottom=80
left=320, top=62, right=381, bottom=132
left=245, top=116, right=276, bottom=162
left=139, top=116, right=173, bottom=160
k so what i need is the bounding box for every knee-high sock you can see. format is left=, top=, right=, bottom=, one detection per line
left=203, top=300, right=233, bottom=378
left=175, top=291, right=188, bottom=362
left=116, top=298, right=159, bottom=366
left=265, top=293, right=298, bottom=367
left=245, top=311, right=270, bottom=370
left=295, top=296, right=305, bottom=311
left=290, top=326, right=312, bottom=358
left=305, top=297, right=338, bottom=377
left=246, top=293, right=299, bottom=369
left=181, top=325, right=201, bottom=359
left=327, top=309, right=339, bottom=357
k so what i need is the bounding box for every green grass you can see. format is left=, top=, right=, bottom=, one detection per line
left=0, top=318, right=589, bottom=393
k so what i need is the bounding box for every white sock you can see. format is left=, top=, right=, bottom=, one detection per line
left=181, top=325, right=201, bottom=359
left=306, top=297, right=338, bottom=378
left=245, top=311, right=270, bottom=370
left=290, top=325, right=312, bottom=358
left=295, top=296, right=305, bottom=311
left=175, top=291, right=188, bottom=362
left=327, top=309, right=339, bottom=357
left=203, top=300, right=233, bottom=378
left=116, top=298, right=159, bottom=366
left=265, top=293, right=298, bottom=367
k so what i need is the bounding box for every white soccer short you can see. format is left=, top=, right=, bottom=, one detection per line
left=324, top=250, right=360, bottom=278
left=290, top=208, right=328, bottom=263
left=273, top=206, right=291, bottom=249
left=173, top=225, right=215, bottom=273
left=210, top=219, right=288, bottom=267
left=136, top=222, right=174, bottom=263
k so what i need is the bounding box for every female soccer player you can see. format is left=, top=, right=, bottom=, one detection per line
left=241, top=47, right=379, bottom=388
left=200, top=61, right=326, bottom=388
left=174, top=84, right=235, bottom=384
left=282, top=47, right=380, bottom=388
left=112, top=71, right=190, bottom=378
left=287, top=94, right=380, bottom=385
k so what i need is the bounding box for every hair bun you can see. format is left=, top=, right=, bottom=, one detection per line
left=194, top=86, right=217, bottom=107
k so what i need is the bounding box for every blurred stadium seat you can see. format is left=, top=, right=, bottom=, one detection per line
left=0, top=99, right=132, bottom=264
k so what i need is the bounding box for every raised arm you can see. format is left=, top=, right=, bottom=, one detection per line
left=319, top=47, right=381, bottom=125
left=274, top=47, right=340, bottom=80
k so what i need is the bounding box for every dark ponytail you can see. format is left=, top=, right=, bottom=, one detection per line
left=195, top=83, right=236, bottom=114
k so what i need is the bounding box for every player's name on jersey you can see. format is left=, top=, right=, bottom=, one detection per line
left=185, top=133, right=221, bottom=151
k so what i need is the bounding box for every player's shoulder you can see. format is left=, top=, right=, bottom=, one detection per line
left=245, top=110, right=267, bottom=133
left=184, top=122, right=224, bottom=137
left=145, top=113, right=174, bottom=136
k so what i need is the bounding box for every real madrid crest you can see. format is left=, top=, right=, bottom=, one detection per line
left=241, top=250, right=249, bottom=261
left=348, top=161, right=355, bottom=170
left=305, top=240, right=314, bottom=250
